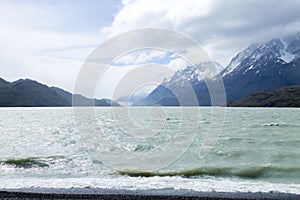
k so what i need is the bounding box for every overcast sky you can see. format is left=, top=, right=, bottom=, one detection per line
left=1, top=0, right=300, bottom=98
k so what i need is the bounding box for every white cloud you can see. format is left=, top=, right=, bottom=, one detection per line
left=101, top=0, right=212, bottom=36
left=101, top=0, right=300, bottom=66
left=0, top=26, right=100, bottom=91
left=114, top=50, right=167, bottom=65
left=167, top=57, right=190, bottom=72
left=96, top=63, right=175, bottom=99
left=0, top=1, right=105, bottom=92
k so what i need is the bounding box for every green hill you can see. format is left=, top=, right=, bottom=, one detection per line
left=227, top=86, right=300, bottom=107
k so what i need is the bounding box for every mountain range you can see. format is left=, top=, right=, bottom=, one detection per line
left=1, top=32, right=299, bottom=107
left=0, top=78, right=119, bottom=107
left=135, top=32, right=300, bottom=106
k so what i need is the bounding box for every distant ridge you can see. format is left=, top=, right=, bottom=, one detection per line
left=227, top=86, right=300, bottom=107
left=0, top=78, right=119, bottom=107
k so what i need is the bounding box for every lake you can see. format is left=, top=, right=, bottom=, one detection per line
left=0, top=107, right=299, bottom=194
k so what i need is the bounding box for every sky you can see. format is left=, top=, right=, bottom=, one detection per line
left=1, top=0, right=300, bottom=99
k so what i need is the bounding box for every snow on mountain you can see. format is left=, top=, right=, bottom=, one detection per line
left=279, top=38, right=296, bottom=63
left=221, top=33, right=300, bottom=77
left=279, top=51, right=295, bottom=63
left=221, top=43, right=260, bottom=77
left=221, top=33, right=300, bottom=78
left=285, top=32, right=300, bottom=55
left=163, top=66, right=200, bottom=87
left=163, top=62, right=223, bottom=87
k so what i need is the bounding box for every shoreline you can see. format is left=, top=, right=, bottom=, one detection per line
left=1, top=188, right=299, bottom=200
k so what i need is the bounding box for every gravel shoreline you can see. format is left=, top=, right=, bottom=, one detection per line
left=0, top=188, right=299, bottom=200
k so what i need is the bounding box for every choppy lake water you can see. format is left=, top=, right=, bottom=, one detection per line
left=0, top=107, right=299, bottom=194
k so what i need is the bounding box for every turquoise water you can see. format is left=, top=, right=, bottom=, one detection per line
left=0, top=107, right=299, bottom=194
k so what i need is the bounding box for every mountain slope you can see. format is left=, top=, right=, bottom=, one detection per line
left=51, top=87, right=120, bottom=106
left=0, top=78, right=8, bottom=85
left=227, top=86, right=300, bottom=107
left=0, top=79, right=70, bottom=107
left=51, top=87, right=73, bottom=104
left=0, top=78, right=119, bottom=107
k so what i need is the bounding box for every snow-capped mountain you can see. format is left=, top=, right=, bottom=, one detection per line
left=162, top=66, right=201, bottom=88
left=134, top=62, right=223, bottom=106
left=133, top=32, right=300, bottom=106
left=221, top=33, right=300, bottom=78
left=221, top=32, right=300, bottom=102
left=163, top=62, right=223, bottom=87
